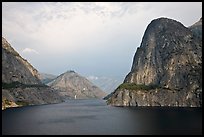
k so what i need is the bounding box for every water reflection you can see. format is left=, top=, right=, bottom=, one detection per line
left=2, top=100, right=202, bottom=135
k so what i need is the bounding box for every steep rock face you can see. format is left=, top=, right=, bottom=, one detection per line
left=2, top=87, right=63, bottom=106
left=107, top=88, right=201, bottom=107
left=2, top=37, right=63, bottom=110
left=107, top=17, right=202, bottom=107
left=48, top=71, right=107, bottom=99
left=2, top=37, right=41, bottom=84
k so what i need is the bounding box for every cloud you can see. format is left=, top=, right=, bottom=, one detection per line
left=22, top=48, right=39, bottom=54
left=2, top=2, right=202, bottom=77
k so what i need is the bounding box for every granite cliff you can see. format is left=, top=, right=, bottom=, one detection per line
left=2, top=37, right=63, bottom=110
left=48, top=71, right=107, bottom=99
left=106, top=17, right=202, bottom=107
left=2, top=37, right=41, bottom=85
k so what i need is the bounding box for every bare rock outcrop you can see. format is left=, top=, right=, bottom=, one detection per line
left=2, top=37, right=63, bottom=110
left=48, top=71, right=107, bottom=99
left=107, top=17, right=202, bottom=107
left=2, top=37, right=41, bottom=84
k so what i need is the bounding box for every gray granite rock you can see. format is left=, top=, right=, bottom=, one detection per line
left=2, top=37, right=63, bottom=110
left=48, top=71, right=107, bottom=99
left=107, top=17, right=202, bottom=107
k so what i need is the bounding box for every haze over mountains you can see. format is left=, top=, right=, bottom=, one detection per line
left=39, top=72, right=122, bottom=94
left=106, top=17, right=202, bottom=107
left=86, top=76, right=123, bottom=94
left=39, top=73, right=57, bottom=84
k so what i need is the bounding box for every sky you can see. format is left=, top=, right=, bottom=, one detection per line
left=2, top=2, right=202, bottom=80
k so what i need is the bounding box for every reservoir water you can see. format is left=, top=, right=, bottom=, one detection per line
left=2, top=99, right=202, bottom=135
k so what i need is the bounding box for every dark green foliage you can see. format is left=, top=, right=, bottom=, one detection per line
left=116, top=83, right=161, bottom=91
left=2, top=82, right=48, bottom=89
left=16, top=101, right=29, bottom=106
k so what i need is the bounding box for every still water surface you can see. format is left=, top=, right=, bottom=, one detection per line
left=2, top=99, right=202, bottom=135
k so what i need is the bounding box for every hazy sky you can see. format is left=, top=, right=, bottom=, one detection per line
left=2, top=2, right=202, bottom=79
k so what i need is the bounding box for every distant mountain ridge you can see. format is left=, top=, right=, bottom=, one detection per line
left=87, top=76, right=123, bottom=94
left=39, top=73, right=57, bottom=84
left=48, top=71, right=107, bottom=99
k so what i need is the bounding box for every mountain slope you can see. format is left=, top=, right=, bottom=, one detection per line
left=107, top=17, right=202, bottom=107
left=48, top=71, right=107, bottom=99
left=2, top=37, right=41, bottom=84
left=2, top=37, right=63, bottom=110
